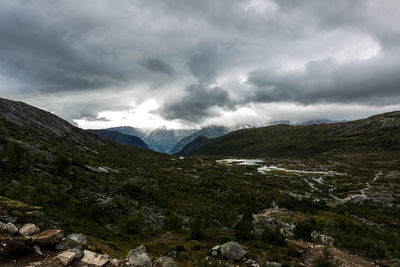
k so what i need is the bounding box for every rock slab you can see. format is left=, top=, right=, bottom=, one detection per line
left=219, top=241, right=247, bottom=261
left=81, top=250, right=110, bottom=266
left=29, top=229, right=64, bottom=245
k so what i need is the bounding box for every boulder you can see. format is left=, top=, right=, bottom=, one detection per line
left=58, top=248, right=83, bottom=266
left=126, top=245, right=152, bottom=267
left=19, top=223, right=40, bottom=236
left=56, top=233, right=87, bottom=250
left=153, top=256, right=177, bottom=267
left=0, top=222, right=18, bottom=235
left=219, top=241, right=247, bottom=261
left=81, top=250, right=109, bottom=266
left=29, top=229, right=64, bottom=245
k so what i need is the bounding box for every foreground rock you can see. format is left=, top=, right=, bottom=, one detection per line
left=19, top=223, right=40, bottom=236
left=0, top=222, right=18, bottom=235
left=81, top=249, right=110, bottom=266
left=219, top=241, right=247, bottom=261
left=126, top=245, right=152, bottom=267
left=58, top=248, right=83, bottom=266
left=56, top=233, right=87, bottom=250
left=29, top=229, right=64, bottom=245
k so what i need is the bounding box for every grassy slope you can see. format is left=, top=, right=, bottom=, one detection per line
left=192, top=111, right=400, bottom=158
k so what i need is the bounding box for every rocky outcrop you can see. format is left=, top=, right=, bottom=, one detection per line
left=81, top=249, right=110, bottom=266
left=126, top=245, right=152, bottom=266
left=18, top=223, right=40, bottom=236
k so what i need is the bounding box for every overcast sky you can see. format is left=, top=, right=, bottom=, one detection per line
left=1, top=0, right=400, bottom=129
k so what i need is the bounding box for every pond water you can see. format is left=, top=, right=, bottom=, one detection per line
left=216, top=159, right=264, bottom=166
left=257, top=165, right=340, bottom=176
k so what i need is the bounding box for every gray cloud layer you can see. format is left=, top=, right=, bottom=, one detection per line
left=0, top=0, right=400, bottom=125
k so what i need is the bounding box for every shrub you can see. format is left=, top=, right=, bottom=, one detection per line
left=313, top=247, right=341, bottom=267
left=191, top=215, right=203, bottom=240
left=234, top=212, right=253, bottom=240
left=261, top=226, right=287, bottom=246
left=164, top=212, right=182, bottom=230
left=54, top=155, right=70, bottom=176
left=118, top=209, right=145, bottom=234
left=294, top=220, right=315, bottom=242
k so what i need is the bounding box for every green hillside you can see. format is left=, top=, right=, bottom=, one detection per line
left=189, top=111, right=400, bottom=159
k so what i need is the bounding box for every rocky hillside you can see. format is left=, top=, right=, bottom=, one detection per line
left=89, top=129, right=148, bottom=149
left=181, top=111, right=400, bottom=158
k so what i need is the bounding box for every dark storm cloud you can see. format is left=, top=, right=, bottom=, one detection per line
left=140, top=58, right=174, bottom=76
left=247, top=55, right=400, bottom=105
left=1, top=0, right=400, bottom=124
left=159, top=84, right=232, bottom=122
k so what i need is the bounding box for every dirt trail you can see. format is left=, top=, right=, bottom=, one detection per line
left=290, top=240, right=378, bottom=267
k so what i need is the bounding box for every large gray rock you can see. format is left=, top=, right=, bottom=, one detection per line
left=219, top=241, right=247, bottom=261
left=56, top=233, right=87, bottom=250
left=19, top=223, right=40, bottom=236
left=81, top=250, right=109, bottom=266
left=0, top=222, right=18, bottom=235
left=126, top=245, right=152, bottom=267
left=57, top=248, right=83, bottom=266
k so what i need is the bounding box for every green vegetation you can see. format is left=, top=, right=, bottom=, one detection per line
left=294, top=219, right=316, bottom=242
left=313, top=248, right=341, bottom=267
left=191, top=214, right=203, bottom=240
left=234, top=212, right=254, bottom=240
left=261, top=226, right=286, bottom=247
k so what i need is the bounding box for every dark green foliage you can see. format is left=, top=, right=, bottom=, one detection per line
left=191, top=214, right=203, bottom=240
left=261, top=226, right=287, bottom=247
left=118, top=209, right=145, bottom=234
left=294, top=219, right=316, bottom=242
left=54, top=155, right=70, bottom=176
left=331, top=216, right=400, bottom=260
left=234, top=211, right=254, bottom=240
left=163, top=212, right=182, bottom=230
left=313, top=248, right=341, bottom=267
left=6, top=142, right=25, bottom=162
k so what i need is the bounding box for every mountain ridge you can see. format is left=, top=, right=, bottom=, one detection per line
left=178, top=110, right=400, bottom=157
left=89, top=129, right=148, bottom=149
